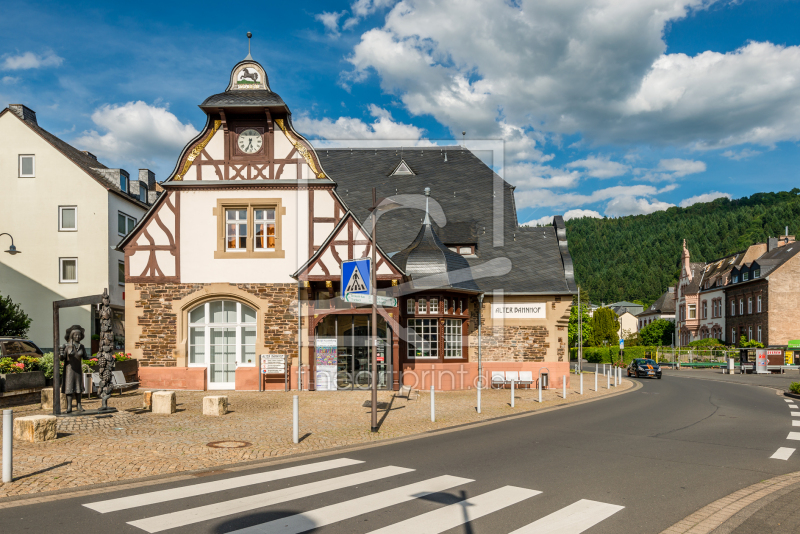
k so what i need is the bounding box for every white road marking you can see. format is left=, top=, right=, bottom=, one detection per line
left=84, top=458, right=363, bottom=513
left=787, top=432, right=800, bottom=441
left=771, top=447, right=795, bottom=460
left=793, top=420, right=800, bottom=427
left=788, top=405, right=798, bottom=409
left=365, top=486, right=541, bottom=534
left=785, top=399, right=793, bottom=403
left=509, top=499, right=625, bottom=534
left=227, top=475, right=473, bottom=534
left=128, top=466, right=414, bottom=533
left=791, top=412, right=800, bottom=417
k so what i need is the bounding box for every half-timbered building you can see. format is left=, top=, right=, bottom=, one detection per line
left=119, top=55, right=577, bottom=392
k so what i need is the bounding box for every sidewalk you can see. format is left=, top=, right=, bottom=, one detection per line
left=0, top=374, right=631, bottom=499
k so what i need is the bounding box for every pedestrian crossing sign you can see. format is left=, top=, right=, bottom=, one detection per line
left=342, top=259, right=370, bottom=296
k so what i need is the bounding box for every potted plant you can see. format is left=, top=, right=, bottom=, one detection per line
left=113, top=352, right=138, bottom=383
left=0, top=355, right=46, bottom=392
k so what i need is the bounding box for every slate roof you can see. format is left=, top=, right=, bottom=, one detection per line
left=728, top=242, right=800, bottom=286
left=199, top=90, right=288, bottom=111
left=0, top=107, right=150, bottom=210
left=637, top=289, right=676, bottom=317
left=681, top=262, right=706, bottom=294
left=319, top=147, right=576, bottom=294
left=391, top=220, right=480, bottom=292
left=606, top=301, right=644, bottom=316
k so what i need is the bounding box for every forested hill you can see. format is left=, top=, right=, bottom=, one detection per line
left=564, top=189, right=800, bottom=306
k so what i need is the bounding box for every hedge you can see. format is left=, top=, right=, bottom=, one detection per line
left=569, top=346, right=665, bottom=364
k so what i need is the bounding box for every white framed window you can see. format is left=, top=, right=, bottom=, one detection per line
left=253, top=209, right=276, bottom=250
left=118, top=212, right=136, bottom=237
left=757, top=326, right=762, bottom=343
left=59, top=258, right=77, bottom=283
left=733, top=275, right=738, bottom=283
left=407, top=318, right=438, bottom=358
left=688, top=304, right=696, bottom=320
left=444, top=319, right=462, bottom=358
left=59, top=206, right=77, bottom=231
left=139, top=185, right=148, bottom=203
left=732, top=328, right=736, bottom=343
left=702, top=301, right=707, bottom=319
left=757, top=295, right=762, bottom=313
left=739, top=299, right=744, bottom=315
left=748, top=297, right=752, bottom=314
left=443, top=298, right=448, bottom=314
left=430, top=298, right=439, bottom=314
left=459, top=300, right=463, bottom=314
left=18, top=155, right=34, bottom=177
left=731, top=300, right=735, bottom=316
left=407, top=299, right=415, bottom=314
left=754, top=269, right=760, bottom=278
left=188, top=300, right=257, bottom=370
left=226, top=209, right=247, bottom=251
left=748, top=326, right=752, bottom=341
left=418, top=298, right=427, bottom=313
left=120, top=175, right=128, bottom=193
left=743, top=272, right=749, bottom=281
left=118, top=260, right=125, bottom=286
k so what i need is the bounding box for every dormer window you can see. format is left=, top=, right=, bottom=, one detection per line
left=390, top=160, right=414, bottom=176
left=120, top=176, right=128, bottom=193
left=139, top=185, right=148, bottom=203
left=742, top=272, right=749, bottom=281
left=732, top=275, right=738, bottom=283
left=447, top=245, right=475, bottom=256
left=754, top=269, right=760, bottom=278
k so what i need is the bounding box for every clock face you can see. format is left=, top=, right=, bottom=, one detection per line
left=238, top=129, right=263, bottom=154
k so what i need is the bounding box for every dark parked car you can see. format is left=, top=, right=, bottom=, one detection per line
left=0, top=338, right=44, bottom=360
left=627, top=358, right=662, bottom=379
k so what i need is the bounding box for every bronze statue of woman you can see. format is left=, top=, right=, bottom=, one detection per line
left=60, top=325, right=86, bottom=413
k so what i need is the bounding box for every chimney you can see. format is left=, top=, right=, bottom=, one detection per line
left=8, top=104, right=37, bottom=125
left=768, top=237, right=778, bottom=252
left=139, top=169, right=156, bottom=191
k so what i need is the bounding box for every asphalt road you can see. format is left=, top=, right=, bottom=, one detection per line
left=2, top=372, right=799, bottom=534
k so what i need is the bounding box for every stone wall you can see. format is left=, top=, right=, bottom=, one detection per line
left=132, top=282, right=298, bottom=367
left=768, top=253, right=800, bottom=346
left=725, top=279, right=767, bottom=346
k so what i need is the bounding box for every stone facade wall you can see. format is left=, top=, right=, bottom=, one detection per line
left=132, top=282, right=298, bottom=366
left=768, top=254, right=800, bottom=346
left=725, top=279, right=767, bottom=346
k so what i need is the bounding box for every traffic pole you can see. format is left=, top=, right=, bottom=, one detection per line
left=430, top=385, right=435, bottom=422
left=292, top=395, right=299, bottom=444
left=3, top=409, right=12, bottom=482
left=511, top=379, right=515, bottom=408
left=594, top=368, right=598, bottom=391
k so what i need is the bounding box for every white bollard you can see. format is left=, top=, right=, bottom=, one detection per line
left=511, top=379, right=515, bottom=408
left=292, top=395, right=299, bottom=444
left=595, top=369, right=598, bottom=391
left=538, top=376, right=542, bottom=403
left=580, top=372, right=583, bottom=395
left=431, top=385, right=435, bottom=422
left=563, top=375, right=566, bottom=398
left=477, top=380, right=481, bottom=414
left=2, top=409, right=12, bottom=483
left=607, top=371, right=610, bottom=389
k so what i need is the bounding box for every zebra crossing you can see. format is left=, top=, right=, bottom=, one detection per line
left=83, top=458, right=624, bottom=534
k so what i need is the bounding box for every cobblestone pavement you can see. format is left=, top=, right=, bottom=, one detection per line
left=0, top=374, right=630, bottom=499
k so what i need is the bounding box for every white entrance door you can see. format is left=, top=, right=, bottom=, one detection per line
left=209, top=327, right=236, bottom=389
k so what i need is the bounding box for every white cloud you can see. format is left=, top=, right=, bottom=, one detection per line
left=73, top=101, right=198, bottom=165
left=343, top=1, right=800, bottom=151
left=678, top=191, right=731, bottom=207
left=316, top=11, right=346, bottom=34
left=656, top=158, right=706, bottom=176
left=295, top=105, right=433, bottom=147
left=2, top=51, right=63, bottom=70
left=605, top=196, right=675, bottom=217
left=566, top=156, right=630, bottom=178
left=504, top=163, right=580, bottom=189
left=722, top=148, right=762, bottom=160
left=525, top=208, right=603, bottom=227
left=1, top=76, right=19, bottom=85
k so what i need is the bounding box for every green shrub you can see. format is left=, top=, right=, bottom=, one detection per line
left=790, top=382, right=800, bottom=395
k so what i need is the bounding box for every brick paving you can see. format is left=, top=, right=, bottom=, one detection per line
left=0, top=374, right=630, bottom=499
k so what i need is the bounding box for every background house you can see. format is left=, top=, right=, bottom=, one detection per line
left=636, top=288, right=675, bottom=331
left=0, top=104, right=154, bottom=350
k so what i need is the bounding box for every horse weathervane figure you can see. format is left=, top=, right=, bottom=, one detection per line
left=246, top=31, right=253, bottom=60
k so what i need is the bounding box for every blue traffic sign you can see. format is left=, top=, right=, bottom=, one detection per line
left=342, top=259, right=370, bottom=296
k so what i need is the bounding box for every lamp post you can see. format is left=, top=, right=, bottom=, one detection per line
left=0, top=233, right=21, bottom=255
left=477, top=293, right=484, bottom=413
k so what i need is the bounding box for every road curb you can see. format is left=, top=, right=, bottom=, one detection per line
left=659, top=469, right=800, bottom=534
left=0, top=377, right=641, bottom=509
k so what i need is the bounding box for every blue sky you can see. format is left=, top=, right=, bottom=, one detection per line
left=2, top=0, right=799, bottom=225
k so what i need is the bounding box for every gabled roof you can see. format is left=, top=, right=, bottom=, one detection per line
left=728, top=242, right=800, bottom=286
left=637, top=290, right=676, bottom=317
left=316, top=147, right=576, bottom=295
left=0, top=107, right=149, bottom=210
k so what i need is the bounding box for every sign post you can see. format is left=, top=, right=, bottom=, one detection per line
left=260, top=354, right=288, bottom=391
left=619, top=338, right=624, bottom=367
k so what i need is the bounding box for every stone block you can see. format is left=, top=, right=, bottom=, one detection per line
left=152, top=391, right=176, bottom=414
left=142, top=390, right=157, bottom=410
left=40, top=388, right=67, bottom=411
left=13, top=415, right=57, bottom=442
left=203, top=395, right=228, bottom=416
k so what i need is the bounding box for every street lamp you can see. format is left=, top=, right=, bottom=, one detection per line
left=0, top=233, right=20, bottom=255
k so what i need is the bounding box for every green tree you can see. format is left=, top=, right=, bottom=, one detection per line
left=739, top=335, right=764, bottom=348
left=568, top=292, right=593, bottom=347
left=639, top=319, right=675, bottom=346
left=0, top=292, right=32, bottom=338
left=591, top=308, right=619, bottom=347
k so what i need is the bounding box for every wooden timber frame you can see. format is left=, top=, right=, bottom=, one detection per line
left=52, top=293, right=105, bottom=415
